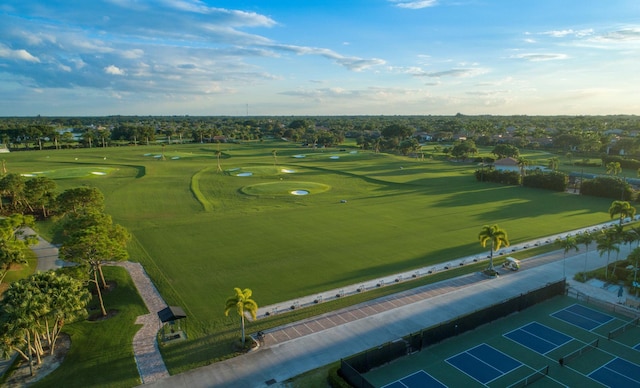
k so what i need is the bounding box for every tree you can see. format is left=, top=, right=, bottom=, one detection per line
left=450, top=140, right=477, bottom=161
left=576, top=232, right=594, bottom=281
left=0, top=214, right=38, bottom=284
left=56, top=187, right=105, bottom=215
left=224, top=287, right=258, bottom=347
left=491, top=144, right=519, bottom=159
left=609, top=200, right=636, bottom=226
left=58, top=211, right=130, bottom=316
left=555, top=236, right=578, bottom=278
left=24, top=176, right=57, bottom=218
left=547, top=157, right=559, bottom=171
left=478, top=224, right=509, bottom=272
left=381, top=124, right=413, bottom=140
left=597, top=231, right=619, bottom=280
left=0, top=272, right=89, bottom=371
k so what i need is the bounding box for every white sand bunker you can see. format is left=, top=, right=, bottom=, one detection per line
left=281, top=168, right=295, bottom=173
left=237, top=172, right=253, bottom=177
left=350, top=151, right=358, bottom=154
left=143, top=153, right=152, bottom=156
left=329, top=156, right=340, bottom=159
left=91, top=171, right=107, bottom=175
left=293, top=155, right=306, bottom=158
left=290, top=190, right=309, bottom=195
left=21, top=173, right=35, bottom=177
left=171, top=156, right=180, bottom=160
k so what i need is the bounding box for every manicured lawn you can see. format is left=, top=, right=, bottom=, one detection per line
left=5, top=141, right=614, bottom=374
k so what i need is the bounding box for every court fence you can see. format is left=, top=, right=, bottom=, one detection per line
left=340, top=279, right=566, bottom=388
left=566, top=287, right=640, bottom=320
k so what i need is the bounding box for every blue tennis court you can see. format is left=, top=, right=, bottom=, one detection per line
left=446, top=343, right=521, bottom=384
left=381, top=370, right=446, bottom=388
left=504, top=322, right=572, bottom=354
left=551, top=304, right=614, bottom=330
left=589, top=357, right=640, bottom=387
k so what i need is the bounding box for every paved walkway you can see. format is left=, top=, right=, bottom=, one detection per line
left=106, top=261, right=170, bottom=384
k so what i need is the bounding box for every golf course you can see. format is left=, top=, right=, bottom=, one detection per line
left=3, top=139, right=616, bottom=376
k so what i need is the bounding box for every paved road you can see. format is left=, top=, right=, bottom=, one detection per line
left=144, top=242, right=639, bottom=388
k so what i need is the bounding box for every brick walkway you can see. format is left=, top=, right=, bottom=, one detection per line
left=106, top=261, right=170, bottom=384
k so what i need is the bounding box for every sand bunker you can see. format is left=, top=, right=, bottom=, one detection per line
left=281, top=169, right=295, bottom=173
left=171, top=156, right=180, bottom=160
left=237, top=172, right=253, bottom=177
left=143, top=153, right=152, bottom=156
left=350, top=151, right=358, bottom=154
left=91, top=172, right=107, bottom=175
left=329, top=156, right=340, bottom=159
left=290, top=190, right=309, bottom=195
left=21, top=173, right=35, bottom=177
left=293, top=155, right=306, bottom=158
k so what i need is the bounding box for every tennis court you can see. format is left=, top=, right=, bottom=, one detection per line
left=381, top=370, right=446, bottom=388
left=362, top=296, right=640, bottom=387
left=504, top=322, right=572, bottom=354
left=551, top=303, right=614, bottom=330
left=589, top=357, right=640, bottom=387
left=446, top=344, right=522, bottom=384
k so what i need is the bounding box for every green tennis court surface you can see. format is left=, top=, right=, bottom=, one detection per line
left=364, top=296, right=640, bottom=387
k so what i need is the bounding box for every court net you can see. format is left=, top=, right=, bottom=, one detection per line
left=559, top=338, right=599, bottom=365
left=507, top=365, right=549, bottom=388
left=608, top=317, right=639, bottom=340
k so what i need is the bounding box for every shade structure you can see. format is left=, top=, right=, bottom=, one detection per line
left=157, top=306, right=187, bottom=323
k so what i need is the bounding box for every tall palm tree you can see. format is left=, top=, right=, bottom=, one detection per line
left=555, top=236, right=578, bottom=278
left=597, top=232, right=619, bottom=280
left=609, top=200, right=636, bottom=226
left=547, top=157, right=559, bottom=171
left=577, top=231, right=594, bottom=281
left=478, top=224, right=509, bottom=272
left=224, top=288, right=259, bottom=347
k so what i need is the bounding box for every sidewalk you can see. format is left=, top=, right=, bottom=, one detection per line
left=144, top=240, right=640, bottom=388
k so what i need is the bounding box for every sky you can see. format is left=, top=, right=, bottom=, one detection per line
left=0, top=0, right=639, bottom=117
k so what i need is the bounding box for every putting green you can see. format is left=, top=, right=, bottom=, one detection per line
left=22, top=166, right=117, bottom=179
left=226, top=165, right=291, bottom=177
left=241, top=181, right=330, bottom=196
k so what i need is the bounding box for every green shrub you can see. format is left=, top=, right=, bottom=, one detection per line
left=328, top=366, right=353, bottom=388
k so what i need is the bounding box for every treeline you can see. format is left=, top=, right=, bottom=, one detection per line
left=1, top=114, right=640, bottom=156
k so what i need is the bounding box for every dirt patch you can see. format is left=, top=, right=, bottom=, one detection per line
left=87, top=309, right=119, bottom=322
left=3, top=333, right=71, bottom=387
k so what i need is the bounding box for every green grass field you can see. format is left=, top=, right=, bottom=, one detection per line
left=3, top=141, right=616, bottom=372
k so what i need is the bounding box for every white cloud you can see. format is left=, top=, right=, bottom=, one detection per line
left=104, top=65, right=126, bottom=75
left=542, top=29, right=594, bottom=38
left=389, top=0, right=438, bottom=9
left=511, top=53, right=569, bottom=61
left=0, top=44, right=40, bottom=62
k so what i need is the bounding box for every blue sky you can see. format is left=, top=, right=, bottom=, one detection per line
left=0, top=0, right=639, bottom=116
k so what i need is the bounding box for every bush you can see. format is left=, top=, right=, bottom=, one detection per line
left=475, top=169, right=520, bottom=185
left=580, top=176, right=634, bottom=200
left=522, top=171, right=568, bottom=192
left=328, top=366, right=352, bottom=388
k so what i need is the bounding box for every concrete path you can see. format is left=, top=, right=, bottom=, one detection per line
left=144, top=241, right=640, bottom=388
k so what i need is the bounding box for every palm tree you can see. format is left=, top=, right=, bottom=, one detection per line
left=478, top=224, right=509, bottom=273
left=609, top=200, right=636, bottom=226
left=577, top=232, right=594, bottom=281
left=597, top=232, right=619, bottom=280
left=224, top=288, right=259, bottom=347
left=555, top=236, right=578, bottom=278
left=271, top=149, right=278, bottom=168
left=547, top=157, right=559, bottom=171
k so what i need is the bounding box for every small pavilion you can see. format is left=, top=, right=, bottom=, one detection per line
left=157, top=306, right=187, bottom=343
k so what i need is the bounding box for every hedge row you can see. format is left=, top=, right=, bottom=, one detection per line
left=522, top=171, right=568, bottom=192
left=580, top=176, right=633, bottom=201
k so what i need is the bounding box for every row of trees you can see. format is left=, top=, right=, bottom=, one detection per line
left=0, top=185, right=130, bottom=373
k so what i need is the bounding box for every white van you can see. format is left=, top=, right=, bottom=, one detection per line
left=502, top=257, right=520, bottom=271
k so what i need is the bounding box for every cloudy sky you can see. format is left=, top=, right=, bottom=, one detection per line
left=1, top=0, right=639, bottom=116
